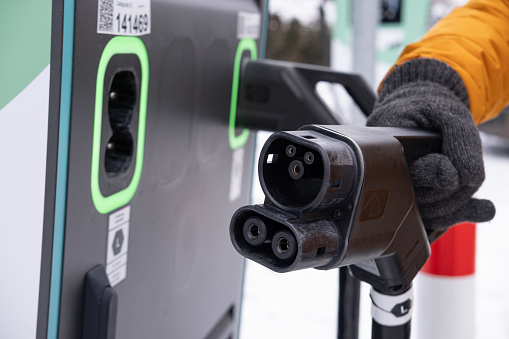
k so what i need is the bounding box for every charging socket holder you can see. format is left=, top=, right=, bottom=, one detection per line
left=91, top=36, right=149, bottom=214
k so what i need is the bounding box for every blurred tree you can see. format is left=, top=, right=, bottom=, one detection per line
left=266, top=14, right=331, bottom=66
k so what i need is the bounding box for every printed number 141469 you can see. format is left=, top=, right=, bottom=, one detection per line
left=116, top=13, right=149, bottom=34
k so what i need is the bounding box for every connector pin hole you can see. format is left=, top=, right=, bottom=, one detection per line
left=288, top=160, right=304, bottom=179
left=271, top=230, right=296, bottom=260
left=242, top=217, right=267, bottom=246
left=288, top=160, right=304, bottom=180
left=316, top=247, right=326, bottom=257
left=285, top=145, right=296, bottom=157
left=277, top=237, right=290, bottom=254
left=304, top=152, right=314, bottom=164
left=248, top=224, right=260, bottom=240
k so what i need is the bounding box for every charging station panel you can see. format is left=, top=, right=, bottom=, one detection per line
left=18, top=0, right=266, bottom=338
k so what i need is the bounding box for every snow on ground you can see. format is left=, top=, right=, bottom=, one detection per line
left=239, top=132, right=509, bottom=339
left=476, top=135, right=509, bottom=338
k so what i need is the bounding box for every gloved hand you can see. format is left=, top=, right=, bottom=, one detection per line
left=367, top=58, right=495, bottom=232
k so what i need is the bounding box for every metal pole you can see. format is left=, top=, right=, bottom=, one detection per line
left=418, top=223, right=476, bottom=339
left=352, top=0, right=379, bottom=88
left=350, top=0, right=379, bottom=125
left=337, top=3, right=379, bottom=335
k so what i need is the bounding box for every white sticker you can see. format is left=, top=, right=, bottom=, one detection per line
left=106, top=222, right=129, bottom=264
left=229, top=147, right=245, bottom=202
left=106, top=253, right=128, bottom=275
left=106, top=206, right=130, bottom=286
left=97, top=0, right=151, bottom=36
left=370, top=286, right=414, bottom=326
left=108, top=205, right=130, bottom=230
left=107, top=264, right=127, bottom=287
left=237, top=12, right=261, bottom=40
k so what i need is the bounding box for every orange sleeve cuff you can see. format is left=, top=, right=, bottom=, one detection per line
left=390, top=0, right=509, bottom=125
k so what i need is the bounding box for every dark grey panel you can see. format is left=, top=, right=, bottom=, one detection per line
left=59, top=0, right=260, bottom=338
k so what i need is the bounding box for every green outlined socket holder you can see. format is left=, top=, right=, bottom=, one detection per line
left=91, top=36, right=149, bottom=214
left=229, top=38, right=258, bottom=150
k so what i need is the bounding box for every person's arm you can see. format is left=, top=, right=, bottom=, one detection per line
left=392, top=0, right=509, bottom=124
left=367, top=1, right=504, bottom=231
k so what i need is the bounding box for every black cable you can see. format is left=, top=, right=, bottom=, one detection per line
left=371, top=320, right=411, bottom=339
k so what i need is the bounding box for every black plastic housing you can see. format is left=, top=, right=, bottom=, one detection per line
left=230, top=125, right=440, bottom=293
left=237, top=59, right=375, bottom=131
left=82, top=265, right=117, bottom=339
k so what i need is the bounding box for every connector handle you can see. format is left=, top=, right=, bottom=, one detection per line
left=295, top=63, right=376, bottom=116
left=237, top=59, right=376, bottom=131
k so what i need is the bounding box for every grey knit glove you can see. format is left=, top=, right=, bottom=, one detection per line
left=367, top=58, right=495, bottom=232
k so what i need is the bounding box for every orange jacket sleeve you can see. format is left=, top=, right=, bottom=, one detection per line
left=391, top=0, right=509, bottom=125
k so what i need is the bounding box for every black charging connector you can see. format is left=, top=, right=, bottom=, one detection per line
left=231, top=125, right=440, bottom=293
left=231, top=58, right=440, bottom=338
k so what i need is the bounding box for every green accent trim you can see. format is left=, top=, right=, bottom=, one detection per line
left=48, top=0, right=73, bottom=336
left=229, top=39, right=257, bottom=150
left=91, top=36, right=149, bottom=214
left=0, top=2, right=51, bottom=110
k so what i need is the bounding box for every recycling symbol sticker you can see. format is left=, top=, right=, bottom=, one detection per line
left=106, top=206, right=130, bottom=266
left=112, top=229, right=125, bottom=255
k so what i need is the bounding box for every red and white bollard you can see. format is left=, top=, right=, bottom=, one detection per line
left=416, top=222, right=476, bottom=339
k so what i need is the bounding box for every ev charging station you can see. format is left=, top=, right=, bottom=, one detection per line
left=0, top=1, right=487, bottom=339
left=1, top=1, right=266, bottom=338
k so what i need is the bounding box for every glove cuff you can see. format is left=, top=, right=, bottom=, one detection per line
left=379, top=58, right=470, bottom=109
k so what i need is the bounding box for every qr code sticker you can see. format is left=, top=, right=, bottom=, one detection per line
left=97, top=0, right=151, bottom=36
left=98, top=0, right=114, bottom=32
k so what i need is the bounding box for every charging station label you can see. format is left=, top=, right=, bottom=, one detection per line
left=97, top=0, right=151, bottom=36
left=229, top=147, right=245, bottom=202
left=237, top=12, right=261, bottom=40
left=106, top=205, right=131, bottom=286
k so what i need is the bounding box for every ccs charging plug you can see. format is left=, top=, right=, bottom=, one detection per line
left=231, top=125, right=441, bottom=293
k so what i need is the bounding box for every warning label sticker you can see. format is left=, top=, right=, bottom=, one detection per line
left=237, top=12, right=261, bottom=40
left=106, top=206, right=130, bottom=286
left=97, top=0, right=151, bottom=36
left=229, top=147, right=244, bottom=202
